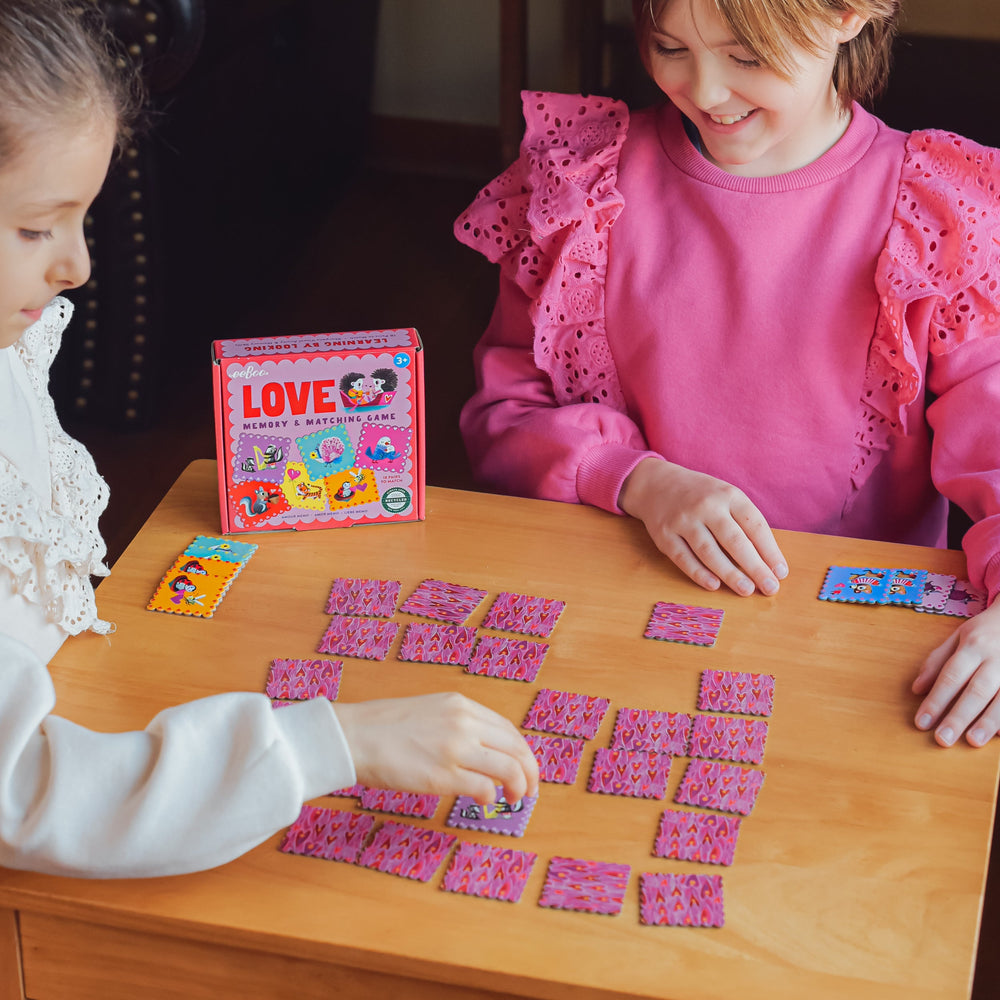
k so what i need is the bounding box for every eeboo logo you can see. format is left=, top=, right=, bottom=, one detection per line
left=381, top=487, right=411, bottom=514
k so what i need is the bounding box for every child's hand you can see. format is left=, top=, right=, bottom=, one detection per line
left=913, top=599, right=1000, bottom=746
left=335, top=692, right=540, bottom=804
left=619, top=457, right=788, bottom=596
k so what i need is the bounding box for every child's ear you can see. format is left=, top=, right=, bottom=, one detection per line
left=834, top=10, right=868, bottom=44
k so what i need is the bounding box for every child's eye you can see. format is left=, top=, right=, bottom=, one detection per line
left=653, top=42, right=686, bottom=58
left=19, top=228, right=53, bottom=241
left=731, top=55, right=761, bottom=68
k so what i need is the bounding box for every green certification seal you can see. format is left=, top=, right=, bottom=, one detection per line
left=381, top=487, right=411, bottom=514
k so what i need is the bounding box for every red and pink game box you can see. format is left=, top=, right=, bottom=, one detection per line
left=212, top=329, right=425, bottom=534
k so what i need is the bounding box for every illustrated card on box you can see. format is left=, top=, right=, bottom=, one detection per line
left=213, top=330, right=425, bottom=534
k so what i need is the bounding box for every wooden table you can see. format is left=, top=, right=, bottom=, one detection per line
left=2, top=460, right=997, bottom=1000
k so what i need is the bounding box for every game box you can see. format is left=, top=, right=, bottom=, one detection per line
left=212, top=329, right=425, bottom=534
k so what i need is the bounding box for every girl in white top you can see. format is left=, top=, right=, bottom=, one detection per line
left=0, top=0, right=537, bottom=878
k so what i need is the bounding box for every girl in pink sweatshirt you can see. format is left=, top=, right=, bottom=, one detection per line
left=458, top=0, right=1000, bottom=749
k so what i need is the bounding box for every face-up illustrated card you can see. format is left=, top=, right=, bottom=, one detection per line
left=674, top=759, right=765, bottom=816
left=265, top=658, right=343, bottom=701
left=356, top=423, right=412, bottom=474
left=296, top=425, right=356, bottom=481
left=147, top=555, right=240, bottom=618
left=481, top=592, right=566, bottom=638
left=226, top=480, right=292, bottom=526
left=639, top=872, right=725, bottom=927
left=689, top=714, right=769, bottom=766
left=358, top=787, right=440, bottom=820
left=280, top=462, right=328, bottom=512
left=917, top=578, right=986, bottom=618
left=279, top=805, right=376, bottom=864
left=232, top=432, right=291, bottom=484
left=818, top=565, right=890, bottom=604
left=318, top=615, right=400, bottom=660
left=325, top=467, right=379, bottom=511
left=357, top=820, right=457, bottom=882
left=653, top=809, right=742, bottom=866
left=465, top=635, right=549, bottom=682
left=326, top=576, right=402, bottom=618
left=538, top=856, right=631, bottom=916
left=522, top=688, right=611, bottom=740
left=882, top=568, right=928, bottom=606
left=587, top=747, right=671, bottom=800
left=698, top=670, right=775, bottom=717
left=524, top=733, right=585, bottom=785
left=399, top=578, right=489, bottom=625
left=644, top=602, right=724, bottom=646
left=398, top=622, right=478, bottom=665
left=611, top=708, right=692, bottom=756
left=445, top=789, right=537, bottom=838
left=183, top=535, right=258, bottom=564
left=913, top=572, right=957, bottom=613
left=441, top=842, right=538, bottom=902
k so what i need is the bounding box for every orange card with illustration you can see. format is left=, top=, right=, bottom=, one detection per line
left=147, top=554, right=240, bottom=618
left=325, top=467, right=379, bottom=510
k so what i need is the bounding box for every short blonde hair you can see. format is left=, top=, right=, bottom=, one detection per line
left=632, top=0, right=899, bottom=109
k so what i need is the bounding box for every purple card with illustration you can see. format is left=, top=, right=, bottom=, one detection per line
left=326, top=577, right=401, bottom=618
left=296, top=425, right=355, bottom=480
left=399, top=578, right=489, bottom=625
left=265, top=658, right=342, bottom=701
left=318, top=615, right=399, bottom=660
left=611, top=707, right=692, bottom=756
left=524, top=733, right=585, bottom=785
left=644, top=602, right=724, bottom=646
left=916, top=577, right=986, bottom=618
left=481, top=592, right=566, bottom=637
left=356, top=423, right=411, bottom=474
left=279, top=805, right=375, bottom=864
left=357, top=820, right=457, bottom=882
left=465, top=635, right=549, bottom=682
left=818, top=565, right=889, bottom=604
left=398, top=622, right=478, bottom=665
left=441, top=841, right=537, bottom=902
left=640, top=872, right=725, bottom=927
left=538, top=856, right=631, bottom=916
left=445, top=789, right=537, bottom=837
left=232, top=433, right=290, bottom=484
left=914, top=572, right=957, bottom=613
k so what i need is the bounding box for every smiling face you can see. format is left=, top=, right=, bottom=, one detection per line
left=646, top=0, right=864, bottom=176
left=0, top=116, right=115, bottom=348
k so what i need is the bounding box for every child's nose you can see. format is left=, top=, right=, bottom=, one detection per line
left=688, top=57, right=731, bottom=110
left=49, top=229, right=92, bottom=290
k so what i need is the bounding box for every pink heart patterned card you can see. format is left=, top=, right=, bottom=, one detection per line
left=358, top=787, right=441, bottom=819
left=639, top=872, right=725, bottom=927
left=265, top=658, right=343, bottom=701
left=689, top=714, right=769, bottom=765
left=465, top=635, right=549, bottom=682
left=357, top=820, right=457, bottom=882
left=644, top=602, right=724, bottom=646
left=481, top=591, right=566, bottom=637
left=522, top=688, right=611, bottom=740
left=399, top=578, right=488, bottom=625
left=698, top=670, right=774, bottom=717
left=610, top=707, right=692, bottom=756
left=318, top=615, right=399, bottom=660
left=524, top=733, right=585, bottom=785
left=398, top=622, right=478, bottom=665
left=587, top=747, right=671, bottom=800
left=325, top=577, right=401, bottom=617
left=279, top=805, right=376, bottom=864
left=441, top=842, right=538, bottom=902
left=653, top=809, right=742, bottom=866
left=674, top=759, right=765, bottom=816
left=538, top=856, right=631, bottom=916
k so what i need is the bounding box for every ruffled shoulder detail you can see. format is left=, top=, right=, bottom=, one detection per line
left=854, top=131, right=1000, bottom=486
left=0, top=298, right=112, bottom=635
left=455, top=91, right=629, bottom=408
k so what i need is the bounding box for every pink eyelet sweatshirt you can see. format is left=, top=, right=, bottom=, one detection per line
left=458, top=92, right=1000, bottom=603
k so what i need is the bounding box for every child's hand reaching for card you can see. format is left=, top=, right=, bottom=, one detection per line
left=619, top=458, right=788, bottom=597
left=335, top=692, right=540, bottom=804
left=913, top=600, right=1000, bottom=746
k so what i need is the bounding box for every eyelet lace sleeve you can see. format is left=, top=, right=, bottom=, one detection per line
left=455, top=91, right=629, bottom=410
left=858, top=131, right=1000, bottom=485
left=0, top=298, right=111, bottom=635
